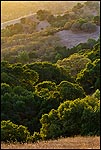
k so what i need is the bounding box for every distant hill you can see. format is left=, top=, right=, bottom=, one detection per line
left=1, top=1, right=77, bottom=23
left=1, top=1, right=100, bottom=64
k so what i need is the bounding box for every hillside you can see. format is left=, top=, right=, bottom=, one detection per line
left=1, top=1, right=100, bottom=145
left=1, top=136, right=100, bottom=149
left=1, top=1, right=100, bottom=64
left=1, top=1, right=77, bottom=23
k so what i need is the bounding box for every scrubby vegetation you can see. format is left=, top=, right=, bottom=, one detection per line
left=1, top=1, right=100, bottom=144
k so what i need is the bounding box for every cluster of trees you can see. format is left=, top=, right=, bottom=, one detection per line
left=1, top=88, right=100, bottom=142
left=2, top=1, right=100, bottom=37
left=1, top=38, right=100, bottom=142
left=40, top=93, right=100, bottom=140
left=1, top=61, right=85, bottom=139
left=76, top=58, right=100, bottom=94
left=71, top=19, right=97, bottom=33
left=1, top=32, right=61, bottom=64
left=1, top=120, right=30, bottom=142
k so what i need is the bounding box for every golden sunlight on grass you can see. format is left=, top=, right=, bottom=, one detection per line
left=1, top=136, right=100, bottom=149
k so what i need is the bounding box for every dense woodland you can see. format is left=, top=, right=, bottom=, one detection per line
left=1, top=1, right=100, bottom=143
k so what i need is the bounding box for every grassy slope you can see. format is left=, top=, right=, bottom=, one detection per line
left=1, top=1, right=76, bottom=23
left=1, top=136, right=100, bottom=149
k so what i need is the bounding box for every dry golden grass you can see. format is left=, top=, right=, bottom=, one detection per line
left=1, top=136, right=100, bottom=149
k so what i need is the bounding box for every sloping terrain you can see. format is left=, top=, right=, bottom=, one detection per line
left=1, top=136, right=100, bottom=149
left=1, top=1, right=100, bottom=146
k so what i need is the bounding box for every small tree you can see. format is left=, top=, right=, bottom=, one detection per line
left=81, top=22, right=97, bottom=33
left=93, top=16, right=100, bottom=26
left=1, top=83, right=12, bottom=95
left=1, top=120, right=30, bottom=142
left=57, top=81, right=85, bottom=101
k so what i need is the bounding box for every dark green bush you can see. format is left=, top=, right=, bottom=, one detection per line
left=81, top=22, right=97, bottom=33
left=31, top=132, right=41, bottom=142
left=40, top=95, right=100, bottom=139
left=57, top=81, right=85, bottom=101
left=1, top=120, right=30, bottom=142
left=76, top=59, right=100, bottom=94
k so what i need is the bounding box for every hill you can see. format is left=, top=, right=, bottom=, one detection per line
left=1, top=1, right=100, bottom=64
left=1, top=1, right=77, bottom=23
left=1, top=1, right=100, bottom=145
left=1, top=136, right=100, bottom=149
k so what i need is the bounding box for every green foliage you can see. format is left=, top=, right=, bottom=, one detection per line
left=1, top=83, right=12, bottom=95
left=31, top=132, right=41, bottom=142
left=1, top=120, right=30, bottom=142
left=93, top=16, right=100, bottom=26
left=25, top=61, right=73, bottom=84
left=81, top=97, right=100, bottom=136
left=1, top=79, right=60, bottom=135
left=1, top=62, right=39, bottom=91
left=87, top=42, right=100, bottom=61
left=55, top=46, right=73, bottom=60
left=92, top=89, right=100, bottom=100
left=40, top=95, right=100, bottom=139
left=76, top=59, right=100, bottom=94
left=1, top=1, right=100, bottom=142
left=35, top=81, right=57, bottom=98
left=34, top=81, right=60, bottom=114
left=1, top=85, right=41, bottom=133
left=73, top=38, right=98, bottom=55
left=57, top=53, right=91, bottom=78
left=40, top=109, right=62, bottom=140
left=57, top=81, right=85, bottom=101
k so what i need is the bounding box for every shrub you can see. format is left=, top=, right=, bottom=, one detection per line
left=31, top=132, right=41, bottom=142
left=93, top=16, right=100, bottom=26
left=81, top=22, right=97, bottom=33
left=64, top=20, right=74, bottom=30
left=40, top=95, right=100, bottom=139
left=81, top=97, right=100, bottom=136
left=1, top=83, right=12, bottom=95
left=71, top=22, right=81, bottom=31
left=1, top=120, right=30, bottom=142
left=40, top=109, right=62, bottom=140
left=57, top=81, right=85, bottom=101
left=92, top=89, right=100, bottom=100
left=57, top=53, right=91, bottom=78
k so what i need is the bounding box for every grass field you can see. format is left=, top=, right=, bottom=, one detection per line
left=1, top=136, right=100, bottom=149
